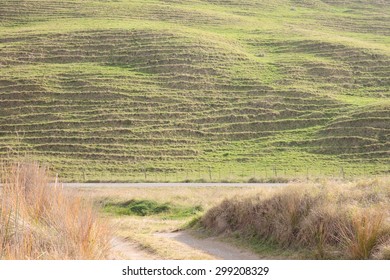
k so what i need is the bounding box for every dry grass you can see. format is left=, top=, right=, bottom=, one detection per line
left=201, top=179, right=390, bottom=259
left=0, top=161, right=111, bottom=259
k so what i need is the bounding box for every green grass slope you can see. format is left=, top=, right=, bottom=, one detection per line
left=0, top=0, right=389, bottom=181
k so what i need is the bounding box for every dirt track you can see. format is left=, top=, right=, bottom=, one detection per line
left=110, top=237, right=156, bottom=260
left=157, top=231, right=261, bottom=260
left=62, top=182, right=288, bottom=188
left=111, top=231, right=261, bottom=260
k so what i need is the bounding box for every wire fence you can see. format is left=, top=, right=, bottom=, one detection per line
left=77, top=164, right=389, bottom=183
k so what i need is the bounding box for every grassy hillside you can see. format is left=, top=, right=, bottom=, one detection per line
left=0, top=0, right=389, bottom=181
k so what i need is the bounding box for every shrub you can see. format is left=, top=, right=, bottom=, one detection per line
left=200, top=180, right=390, bottom=259
left=0, top=161, right=110, bottom=259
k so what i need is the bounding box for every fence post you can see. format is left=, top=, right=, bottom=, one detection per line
left=306, top=167, right=309, bottom=181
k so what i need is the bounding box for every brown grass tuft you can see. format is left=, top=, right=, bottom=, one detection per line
left=338, top=208, right=387, bottom=259
left=201, top=179, right=390, bottom=259
left=0, top=161, right=111, bottom=259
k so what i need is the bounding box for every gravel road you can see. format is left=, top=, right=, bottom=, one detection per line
left=60, top=182, right=288, bottom=188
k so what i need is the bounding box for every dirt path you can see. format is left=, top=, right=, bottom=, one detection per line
left=157, top=231, right=261, bottom=260
left=109, top=237, right=155, bottom=260
left=110, top=231, right=261, bottom=260
left=60, top=182, right=288, bottom=188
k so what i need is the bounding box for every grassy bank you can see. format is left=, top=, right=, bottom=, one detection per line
left=200, top=178, right=390, bottom=259
left=0, top=162, right=110, bottom=259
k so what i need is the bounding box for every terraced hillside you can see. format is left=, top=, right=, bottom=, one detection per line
left=0, top=0, right=389, bottom=181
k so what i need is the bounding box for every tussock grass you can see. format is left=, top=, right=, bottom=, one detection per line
left=201, top=179, right=390, bottom=259
left=0, top=161, right=110, bottom=259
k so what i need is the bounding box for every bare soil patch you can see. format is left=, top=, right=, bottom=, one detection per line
left=156, top=231, right=261, bottom=260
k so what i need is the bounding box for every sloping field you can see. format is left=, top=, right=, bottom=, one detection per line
left=0, top=0, right=389, bottom=181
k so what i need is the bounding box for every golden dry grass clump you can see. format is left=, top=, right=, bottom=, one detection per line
left=0, top=162, right=110, bottom=259
left=201, top=179, right=390, bottom=259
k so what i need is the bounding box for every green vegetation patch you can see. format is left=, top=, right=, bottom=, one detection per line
left=103, top=199, right=203, bottom=218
